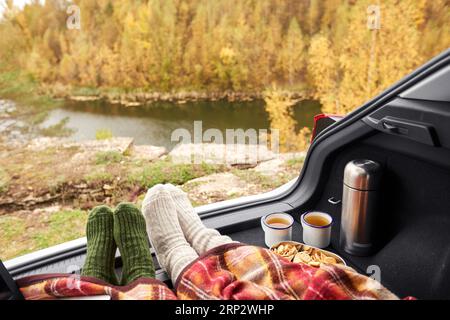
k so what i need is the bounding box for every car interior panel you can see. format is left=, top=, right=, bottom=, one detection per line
left=4, top=49, right=450, bottom=300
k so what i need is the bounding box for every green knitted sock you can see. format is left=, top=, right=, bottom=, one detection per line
left=113, top=203, right=155, bottom=285
left=81, top=206, right=119, bottom=285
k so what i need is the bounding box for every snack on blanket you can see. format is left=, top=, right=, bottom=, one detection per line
left=271, top=242, right=345, bottom=267
left=273, top=243, right=298, bottom=261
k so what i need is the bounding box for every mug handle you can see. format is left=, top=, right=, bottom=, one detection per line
left=261, top=216, right=267, bottom=232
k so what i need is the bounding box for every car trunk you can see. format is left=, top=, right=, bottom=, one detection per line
left=5, top=49, right=450, bottom=300
left=302, top=133, right=450, bottom=299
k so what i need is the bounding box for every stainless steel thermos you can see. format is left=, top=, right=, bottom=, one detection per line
left=340, top=159, right=382, bottom=256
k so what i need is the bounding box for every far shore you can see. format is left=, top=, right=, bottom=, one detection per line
left=63, top=89, right=310, bottom=107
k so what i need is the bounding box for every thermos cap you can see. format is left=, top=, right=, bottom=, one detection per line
left=343, top=159, right=382, bottom=191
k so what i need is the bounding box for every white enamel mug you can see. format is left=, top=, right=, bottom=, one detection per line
left=261, top=213, right=294, bottom=247
left=300, top=211, right=333, bottom=248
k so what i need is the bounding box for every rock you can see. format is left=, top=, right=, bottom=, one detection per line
left=183, top=172, right=260, bottom=204
left=0, top=100, right=17, bottom=114
left=67, top=137, right=135, bottom=155
left=253, top=157, right=286, bottom=176
left=26, top=137, right=70, bottom=151
left=124, top=102, right=142, bottom=107
left=24, top=136, right=168, bottom=173
left=0, top=119, right=16, bottom=132
left=252, top=152, right=306, bottom=176
left=102, top=184, right=113, bottom=190
left=69, top=96, right=100, bottom=102
left=32, top=205, right=62, bottom=215
left=169, top=143, right=276, bottom=167
left=22, top=194, right=36, bottom=205
left=68, top=151, right=93, bottom=164
left=103, top=184, right=113, bottom=196
left=26, top=137, right=138, bottom=170
left=230, top=163, right=257, bottom=170
left=132, top=145, right=167, bottom=161
left=253, top=152, right=306, bottom=176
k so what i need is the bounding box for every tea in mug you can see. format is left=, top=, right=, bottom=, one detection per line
left=304, top=215, right=330, bottom=227
left=266, top=217, right=290, bottom=228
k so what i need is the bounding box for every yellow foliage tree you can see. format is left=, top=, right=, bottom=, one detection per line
left=307, top=34, right=339, bottom=114
left=0, top=0, right=447, bottom=110
left=276, top=18, right=306, bottom=87
left=264, top=88, right=310, bottom=152
left=338, top=0, right=423, bottom=113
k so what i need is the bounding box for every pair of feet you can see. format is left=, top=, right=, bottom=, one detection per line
left=81, top=203, right=154, bottom=286
left=142, top=184, right=234, bottom=281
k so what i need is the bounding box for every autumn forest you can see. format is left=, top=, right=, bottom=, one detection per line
left=0, top=0, right=448, bottom=114
left=0, top=0, right=449, bottom=260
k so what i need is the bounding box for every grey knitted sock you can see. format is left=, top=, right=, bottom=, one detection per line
left=142, top=184, right=199, bottom=282
left=164, top=184, right=235, bottom=255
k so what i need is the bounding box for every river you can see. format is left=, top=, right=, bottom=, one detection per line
left=40, top=99, right=321, bottom=150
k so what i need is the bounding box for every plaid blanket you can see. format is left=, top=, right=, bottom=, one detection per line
left=175, top=243, right=401, bottom=300
left=17, top=274, right=177, bottom=300
left=18, top=244, right=405, bottom=300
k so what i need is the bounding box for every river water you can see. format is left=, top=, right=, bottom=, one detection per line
left=40, top=99, right=321, bottom=150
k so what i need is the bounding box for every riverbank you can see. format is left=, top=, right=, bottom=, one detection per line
left=1, top=70, right=310, bottom=108
left=0, top=133, right=305, bottom=260
left=61, top=87, right=309, bottom=107
left=0, top=75, right=311, bottom=260
left=0, top=70, right=319, bottom=149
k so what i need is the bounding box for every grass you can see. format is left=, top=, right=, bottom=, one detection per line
left=32, top=210, right=87, bottom=249
left=0, top=167, right=9, bottom=193
left=0, top=145, right=82, bottom=200
left=285, top=155, right=306, bottom=168
left=0, top=216, right=27, bottom=260
left=84, top=170, right=114, bottom=183
left=95, top=129, right=113, bottom=140
left=0, top=70, right=61, bottom=121
left=232, top=155, right=305, bottom=191
left=0, top=70, right=38, bottom=101
left=0, top=142, right=229, bottom=209
left=95, top=151, right=124, bottom=165
left=0, top=209, right=87, bottom=261
left=233, top=169, right=284, bottom=190
left=70, top=86, right=101, bottom=97
left=128, top=159, right=225, bottom=188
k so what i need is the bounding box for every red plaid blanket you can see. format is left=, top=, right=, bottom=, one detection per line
left=17, top=274, right=177, bottom=300
left=18, top=243, right=405, bottom=300
left=175, top=243, right=400, bottom=300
